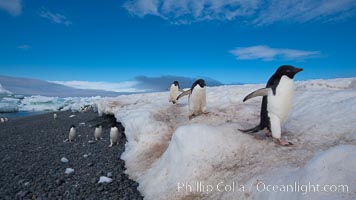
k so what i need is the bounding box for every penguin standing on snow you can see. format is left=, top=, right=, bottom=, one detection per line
left=169, top=81, right=183, bottom=104
left=68, top=125, right=77, bottom=142
left=240, top=65, right=303, bottom=146
left=94, top=124, right=103, bottom=140
left=109, top=124, right=120, bottom=147
left=177, top=79, right=207, bottom=119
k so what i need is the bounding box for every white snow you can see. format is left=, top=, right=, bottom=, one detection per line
left=60, top=157, right=69, bottom=163
left=96, top=78, right=356, bottom=200
left=19, top=95, right=101, bottom=112
left=0, top=93, right=101, bottom=113
left=65, top=168, right=74, bottom=174
left=0, top=102, right=19, bottom=113
left=98, top=176, right=113, bottom=183
left=249, top=145, right=356, bottom=200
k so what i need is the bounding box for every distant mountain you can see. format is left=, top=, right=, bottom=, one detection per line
left=0, top=76, right=126, bottom=97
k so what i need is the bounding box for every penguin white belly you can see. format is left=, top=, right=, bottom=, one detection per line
left=110, top=128, right=119, bottom=143
left=69, top=128, right=76, bottom=141
left=267, top=76, right=294, bottom=124
left=169, top=85, right=179, bottom=102
left=95, top=127, right=102, bottom=139
left=189, top=87, right=206, bottom=115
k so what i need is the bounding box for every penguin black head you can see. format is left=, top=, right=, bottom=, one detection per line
left=96, top=124, right=101, bottom=128
left=70, top=125, right=76, bottom=129
left=111, top=124, right=117, bottom=128
left=275, top=65, right=303, bottom=79
left=173, top=81, right=179, bottom=87
left=191, top=79, right=206, bottom=91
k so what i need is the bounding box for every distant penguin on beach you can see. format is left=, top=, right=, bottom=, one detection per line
left=177, top=79, right=207, bottom=119
left=4, top=117, right=8, bottom=122
left=68, top=125, right=77, bottom=142
left=240, top=65, right=303, bottom=146
left=109, top=124, right=120, bottom=147
left=94, top=124, right=103, bottom=140
left=0, top=117, right=4, bottom=123
left=169, top=81, right=183, bottom=104
left=54, top=113, right=57, bottom=120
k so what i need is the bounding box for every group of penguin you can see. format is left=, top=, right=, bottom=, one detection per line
left=168, top=65, right=303, bottom=146
left=0, top=116, right=9, bottom=123
left=57, top=114, right=120, bottom=147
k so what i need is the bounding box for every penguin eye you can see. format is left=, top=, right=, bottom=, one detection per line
left=286, top=70, right=291, bottom=73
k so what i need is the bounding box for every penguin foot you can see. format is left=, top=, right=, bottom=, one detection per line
left=188, top=114, right=195, bottom=120
left=263, top=130, right=272, bottom=137
left=275, top=139, right=293, bottom=146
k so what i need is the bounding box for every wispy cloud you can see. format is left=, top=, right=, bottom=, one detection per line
left=50, top=81, right=146, bottom=93
left=17, top=44, right=31, bottom=50
left=254, top=0, right=356, bottom=25
left=0, top=0, right=22, bottom=16
left=39, top=8, right=72, bottom=26
left=124, top=0, right=260, bottom=24
left=230, top=45, right=321, bottom=61
left=123, top=0, right=356, bottom=25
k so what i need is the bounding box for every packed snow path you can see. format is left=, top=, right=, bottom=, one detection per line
left=96, top=78, right=356, bottom=200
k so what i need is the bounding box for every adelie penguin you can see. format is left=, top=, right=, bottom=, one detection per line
left=169, top=81, right=184, bottom=104
left=68, top=125, right=77, bottom=142
left=177, top=79, right=207, bottom=119
left=240, top=65, right=303, bottom=146
left=94, top=124, right=103, bottom=140
left=109, top=124, right=120, bottom=147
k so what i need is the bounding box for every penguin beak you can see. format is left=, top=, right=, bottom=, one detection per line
left=295, top=68, right=303, bottom=73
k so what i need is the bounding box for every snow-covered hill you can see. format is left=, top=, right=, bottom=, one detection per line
left=96, top=78, right=356, bottom=200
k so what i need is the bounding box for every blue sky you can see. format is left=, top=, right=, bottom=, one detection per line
left=0, top=0, right=356, bottom=85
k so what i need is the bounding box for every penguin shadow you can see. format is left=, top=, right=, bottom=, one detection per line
left=240, top=129, right=297, bottom=147
left=188, top=112, right=215, bottom=120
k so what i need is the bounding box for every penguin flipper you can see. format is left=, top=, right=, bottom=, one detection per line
left=176, top=89, right=191, bottom=100
left=243, top=88, right=271, bottom=102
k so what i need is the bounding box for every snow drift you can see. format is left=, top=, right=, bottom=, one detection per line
left=96, top=78, right=356, bottom=200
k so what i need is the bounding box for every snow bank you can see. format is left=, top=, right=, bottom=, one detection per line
left=96, top=78, right=356, bottom=200
left=250, top=145, right=356, bottom=200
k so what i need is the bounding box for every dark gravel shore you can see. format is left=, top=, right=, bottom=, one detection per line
left=0, top=111, right=143, bottom=200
